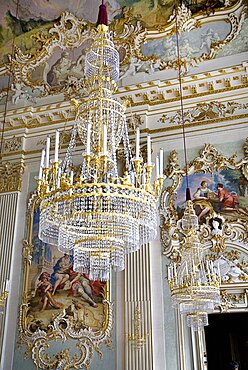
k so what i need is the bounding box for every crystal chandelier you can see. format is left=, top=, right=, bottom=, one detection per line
left=168, top=201, right=221, bottom=331
left=167, top=6, right=221, bottom=331
left=36, top=4, right=164, bottom=281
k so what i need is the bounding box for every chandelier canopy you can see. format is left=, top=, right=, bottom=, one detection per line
left=36, top=22, right=164, bottom=281
left=168, top=201, right=221, bottom=331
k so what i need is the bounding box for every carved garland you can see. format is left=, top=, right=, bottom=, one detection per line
left=158, top=101, right=248, bottom=126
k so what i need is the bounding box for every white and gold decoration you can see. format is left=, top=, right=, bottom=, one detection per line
left=168, top=200, right=221, bottom=331
left=20, top=192, right=113, bottom=370
left=0, top=0, right=247, bottom=368
left=162, top=139, right=248, bottom=331
left=0, top=0, right=243, bottom=101
left=36, top=23, right=164, bottom=281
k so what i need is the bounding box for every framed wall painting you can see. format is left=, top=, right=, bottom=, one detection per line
left=20, top=194, right=112, bottom=369
left=161, top=139, right=248, bottom=240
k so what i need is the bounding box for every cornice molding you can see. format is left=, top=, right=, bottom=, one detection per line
left=0, top=63, right=247, bottom=132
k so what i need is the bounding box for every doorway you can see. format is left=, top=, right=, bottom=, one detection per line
left=204, top=312, right=248, bottom=370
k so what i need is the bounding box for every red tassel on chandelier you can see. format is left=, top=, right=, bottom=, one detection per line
left=96, top=0, right=108, bottom=26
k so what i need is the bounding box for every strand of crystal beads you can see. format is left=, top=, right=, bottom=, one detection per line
left=122, top=118, right=133, bottom=173
left=61, top=126, right=77, bottom=173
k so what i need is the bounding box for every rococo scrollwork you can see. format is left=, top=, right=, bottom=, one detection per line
left=161, top=138, right=248, bottom=311
left=19, top=193, right=112, bottom=369
left=0, top=0, right=245, bottom=102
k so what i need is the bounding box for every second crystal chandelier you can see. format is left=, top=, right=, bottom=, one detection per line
left=36, top=16, right=164, bottom=281
left=168, top=201, right=221, bottom=331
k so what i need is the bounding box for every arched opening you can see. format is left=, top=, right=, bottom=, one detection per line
left=205, top=312, right=248, bottom=370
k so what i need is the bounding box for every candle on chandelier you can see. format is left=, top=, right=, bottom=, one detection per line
left=38, top=149, right=45, bottom=179
left=142, top=173, right=146, bottom=185
left=159, top=148, right=163, bottom=178
left=135, top=127, right=140, bottom=160
left=103, top=124, right=107, bottom=154
left=185, top=261, right=188, bottom=275
left=54, top=130, right=60, bottom=162
left=86, top=123, right=92, bottom=155
left=156, top=155, right=159, bottom=179
left=4, top=279, right=10, bottom=292
left=147, top=135, right=152, bottom=165
left=45, top=136, right=50, bottom=168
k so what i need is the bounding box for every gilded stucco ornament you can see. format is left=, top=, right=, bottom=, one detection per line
left=161, top=139, right=248, bottom=312
left=161, top=139, right=248, bottom=257
left=156, top=1, right=245, bottom=73
left=20, top=194, right=113, bottom=370
left=242, top=137, right=248, bottom=179
left=200, top=214, right=248, bottom=253
left=207, top=249, right=248, bottom=285
left=126, top=113, right=144, bottom=132
left=158, top=101, right=248, bottom=126
left=128, top=306, right=148, bottom=350
left=3, top=0, right=244, bottom=101
left=167, top=3, right=200, bottom=33
left=3, top=136, right=22, bottom=153
left=0, top=161, right=25, bottom=193
left=218, top=290, right=247, bottom=312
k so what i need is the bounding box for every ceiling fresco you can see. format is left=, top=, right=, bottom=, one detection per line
left=0, top=0, right=246, bottom=104
left=0, top=0, right=240, bottom=31
left=0, top=0, right=244, bottom=61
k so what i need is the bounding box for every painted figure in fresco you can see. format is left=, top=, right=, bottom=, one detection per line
left=193, top=180, right=215, bottom=221
left=37, top=272, right=63, bottom=311
left=180, top=38, right=200, bottom=59
left=200, top=28, right=220, bottom=53
left=217, top=183, right=239, bottom=210
left=51, top=254, right=74, bottom=295
left=51, top=51, right=73, bottom=85
left=216, top=183, right=248, bottom=216
left=119, top=55, right=143, bottom=80
left=70, top=274, right=98, bottom=308
left=238, top=175, right=248, bottom=197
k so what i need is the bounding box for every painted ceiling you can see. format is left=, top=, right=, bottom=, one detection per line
left=0, top=0, right=247, bottom=104
left=0, top=0, right=239, bottom=30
